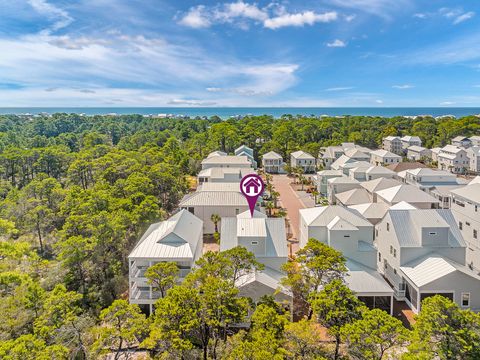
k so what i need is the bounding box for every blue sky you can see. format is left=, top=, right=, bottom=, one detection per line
left=0, top=0, right=480, bottom=107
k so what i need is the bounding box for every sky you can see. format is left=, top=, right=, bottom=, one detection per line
left=0, top=0, right=480, bottom=107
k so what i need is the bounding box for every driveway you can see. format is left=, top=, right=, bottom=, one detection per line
left=271, top=174, right=310, bottom=253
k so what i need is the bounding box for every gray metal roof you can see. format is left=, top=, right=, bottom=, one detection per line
left=387, top=209, right=466, bottom=248
left=220, top=217, right=288, bottom=258
left=299, top=205, right=372, bottom=228
left=262, top=151, right=283, bottom=160
left=360, top=177, right=401, bottom=193
left=235, top=266, right=292, bottom=297
left=348, top=202, right=390, bottom=220
left=335, top=188, right=371, bottom=206
left=291, top=150, right=315, bottom=160
left=128, top=210, right=203, bottom=259
left=345, top=258, right=394, bottom=295
left=451, top=183, right=480, bottom=204
left=201, top=155, right=251, bottom=165
left=375, top=184, right=439, bottom=204
left=180, top=191, right=248, bottom=207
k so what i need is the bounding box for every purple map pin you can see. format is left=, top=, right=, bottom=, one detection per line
left=240, top=174, right=265, bottom=217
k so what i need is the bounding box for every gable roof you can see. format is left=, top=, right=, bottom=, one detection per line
left=180, top=191, right=248, bottom=207
left=331, top=154, right=355, bottom=169
left=262, top=151, right=283, bottom=160
left=348, top=202, right=390, bottom=220
left=291, top=150, right=315, bottom=160
left=375, top=184, right=439, bottom=204
left=328, top=176, right=360, bottom=185
left=387, top=162, right=428, bottom=172
left=452, top=136, right=470, bottom=142
left=365, top=166, right=395, bottom=175
left=335, top=188, right=371, bottom=206
left=235, top=266, right=292, bottom=297
left=128, top=210, right=203, bottom=259
left=370, top=149, right=402, bottom=158
left=207, top=150, right=227, bottom=158
left=299, top=205, right=372, bottom=228
left=361, top=177, right=402, bottom=193
left=344, top=148, right=369, bottom=159
left=451, top=183, right=480, bottom=204
left=237, top=209, right=268, bottom=218
left=402, top=135, right=421, bottom=142
left=327, top=216, right=359, bottom=231
left=198, top=167, right=255, bottom=180
left=235, top=144, right=253, bottom=154
left=407, top=145, right=428, bottom=152
left=201, top=155, right=251, bottom=166
left=384, top=136, right=400, bottom=141
left=345, top=258, right=394, bottom=294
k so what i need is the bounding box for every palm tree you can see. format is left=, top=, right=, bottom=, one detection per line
left=211, top=213, right=221, bottom=233
left=271, top=190, right=280, bottom=208
left=311, top=189, right=319, bottom=204
left=276, top=208, right=287, bottom=218
left=265, top=201, right=275, bottom=217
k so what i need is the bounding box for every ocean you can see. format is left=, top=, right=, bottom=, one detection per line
left=0, top=107, right=479, bottom=118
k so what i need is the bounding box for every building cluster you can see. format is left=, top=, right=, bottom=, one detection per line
left=129, top=135, right=480, bottom=318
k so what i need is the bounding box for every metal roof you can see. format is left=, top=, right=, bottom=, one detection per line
left=299, top=205, right=372, bottom=228
left=207, top=150, right=227, bottom=158
left=262, top=151, right=283, bottom=160
left=345, top=258, right=394, bottom=294
left=348, top=202, right=390, bottom=220
left=451, top=183, right=480, bottom=204
left=360, top=178, right=401, bottom=193
left=407, top=145, right=427, bottom=152
left=335, top=188, right=371, bottom=206
left=198, top=167, right=255, bottom=180
left=220, top=217, right=288, bottom=258
left=327, top=216, right=359, bottom=231
left=291, top=150, right=315, bottom=160
left=375, top=184, right=439, bottom=204
left=201, top=155, right=251, bottom=165
left=235, top=266, right=292, bottom=297
left=180, top=191, right=248, bottom=207
left=198, top=182, right=241, bottom=192
left=370, top=149, right=402, bottom=158
left=128, top=210, right=203, bottom=259
left=365, top=166, right=396, bottom=175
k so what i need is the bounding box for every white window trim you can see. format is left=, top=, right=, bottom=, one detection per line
left=461, top=292, right=471, bottom=307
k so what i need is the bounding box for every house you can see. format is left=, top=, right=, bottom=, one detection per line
left=340, top=161, right=372, bottom=177
left=262, top=151, right=286, bottom=174
left=470, top=136, right=480, bottom=146
left=220, top=213, right=291, bottom=303
left=364, top=166, right=396, bottom=181
left=437, top=145, right=469, bottom=174
left=375, top=184, right=439, bottom=209
left=360, top=177, right=402, bottom=202
left=467, top=146, right=480, bottom=173
left=387, top=161, right=428, bottom=173
left=349, top=164, right=377, bottom=182
left=331, top=155, right=358, bottom=171
left=321, top=146, right=347, bottom=169
left=128, top=210, right=203, bottom=313
left=406, top=146, right=431, bottom=161
left=401, top=136, right=422, bottom=151
left=451, top=136, right=472, bottom=148
left=197, top=167, right=256, bottom=184
left=335, top=188, right=372, bottom=206
left=235, top=145, right=257, bottom=169
left=402, top=168, right=460, bottom=190
left=370, top=150, right=402, bottom=166
left=179, top=191, right=249, bottom=233
left=316, top=170, right=343, bottom=196
left=290, top=151, right=316, bottom=173
left=327, top=177, right=361, bottom=204
left=344, top=148, right=370, bottom=163
left=431, top=148, right=441, bottom=163
left=348, top=202, right=390, bottom=225
left=450, top=183, right=480, bottom=270
left=201, top=155, right=252, bottom=170
left=375, top=208, right=480, bottom=313
left=207, top=150, right=227, bottom=158
left=320, top=143, right=373, bottom=169
left=383, top=136, right=403, bottom=155
left=299, top=206, right=394, bottom=314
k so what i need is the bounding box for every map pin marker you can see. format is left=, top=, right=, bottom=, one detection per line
left=240, top=174, right=265, bottom=217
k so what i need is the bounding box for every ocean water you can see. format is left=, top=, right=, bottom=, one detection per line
left=0, top=107, right=479, bottom=118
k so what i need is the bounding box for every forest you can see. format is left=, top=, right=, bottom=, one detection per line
left=0, top=113, right=479, bottom=359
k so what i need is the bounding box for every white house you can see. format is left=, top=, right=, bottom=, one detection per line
left=450, top=183, right=480, bottom=270
left=235, top=145, right=257, bottom=169
left=335, top=188, right=372, bottom=206
left=364, top=166, right=396, bottom=181
left=348, top=202, right=390, bottom=225
left=128, top=210, right=203, bottom=313
left=327, top=177, right=361, bottom=204
left=375, top=184, right=440, bottom=209
left=360, top=177, right=402, bottom=202
left=262, top=151, right=286, bottom=174
left=220, top=212, right=291, bottom=303
left=321, top=146, right=347, bottom=169
left=407, top=145, right=431, bottom=161
left=470, top=136, right=480, bottom=147
left=316, top=170, right=343, bottom=196
left=370, top=150, right=402, bottom=166
left=467, top=146, right=480, bottom=173
left=320, top=143, right=373, bottom=169
left=431, top=147, right=441, bottom=163
left=383, top=136, right=403, bottom=155
left=197, top=167, right=255, bottom=184
left=375, top=208, right=480, bottom=313
left=299, top=206, right=394, bottom=314
left=344, top=148, right=370, bottom=163
left=291, top=150, right=316, bottom=173
left=180, top=191, right=249, bottom=233
left=437, top=145, right=469, bottom=174
left=401, top=136, right=422, bottom=151
left=201, top=155, right=252, bottom=170
left=451, top=136, right=472, bottom=148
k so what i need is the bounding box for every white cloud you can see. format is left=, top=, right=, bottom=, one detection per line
left=28, top=0, right=73, bottom=33
left=264, top=11, right=338, bottom=29
left=453, top=11, right=475, bottom=24
left=440, top=101, right=455, bottom=105
left=326, top=0, right=413, bottom=20
left=392, top=84, right=414, bottom=89
left=178, top=6, right=211, bottom=28
left=375, top=99, right=383, bottom=104
left=178, top=2, right=338, bottom=30
left=439, top=8, right=475, bottom=25
left=413, top=13, right=427, bottom=19
left=325, top=86, right=353, bottom=91
left=167, top=99, right=217, bottom=106
left=326, top=39, right=346, bottom=47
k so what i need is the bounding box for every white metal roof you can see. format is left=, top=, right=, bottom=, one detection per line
left=407, top=145, right=427, bottom=152
left=262, top=151, right=283, bottom=160
left=331, top=154, right=355, bottom=170
left=317, top=170, right=343, bottom=176
left=128, top=210, right=203, bottom=259
left=389, top=201, right=417, bottom=210
left=402, top=135, right=421, bottom=142
left=360, top=177, right=401, bottom=193
left=198, top=182, right=241, bottom=192
left=235, top=266, right=292, bottom=297
left=375, top=184, right=439, bottom=204
left=207, top=150, right=227, bottom=158
left=291, top=150, right=315, bottom=160
left=180, top=191, right=248, bottom=207
left=344, top=148, right=368, bottom=159
left=237, top=209, right=268, bottom=218
left=335, top=188, right=371, bottom=206
left=365, top=166, right=396, bottom=175
left=327, top=216, right=359, bottom=231
left=299, top=205, right=372, bottom=228
left=198, top=167, right=255, bottom=180
left=328, top=176, right=360, bottom=184
left=451, top=183, right=480, bottom=204
left=237, top=218, right=267, bottom=237
left=348, top=202, right=390, bottom=220
left=201, top=155, right=251, bottom=165
left=370, top=149, right=402, bottom=158
left=345, top=258, right=394, bottom=295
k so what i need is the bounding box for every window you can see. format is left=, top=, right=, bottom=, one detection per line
left=344, top=235, right=350, bottom=238
left=393, top=268, right=397, bottom=274
left=387, top=223, right=390, bottom=231
left=390, top=245, right=393, bottom=254
left=393, top=249, right=397, bottom=258
left=429, top=232, right=437, bottom=235
left=462, top=293, right=470, bottom=307
left=459, top=222, right=463, bottom=230
left=235, top=208, right=240, bottom=215
left=378, top=252, right=382, bottom=262
left=375, top=229, right=379, bottom=237
left=251, top=241, right=258, bottom=245
left=474, top=230, right=478, bottom=240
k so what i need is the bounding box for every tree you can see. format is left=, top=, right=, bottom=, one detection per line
left=144, top=262, right=179, bottom=298
left=311, top=280, right=365, bottom=360
left=405, top=295, right=480, bottom=360
left=211, top=213, right=221, bottom=233
left=92, top=300, right=148, bottom=360
left=341, top=309, right=408, bottom=360
left=266, top=201, right=275, bottom=217
left=271, top=190, right=280, bottom=208
left=283, top=319, right=327, bottom=359
left=281, top=239, right=347, bottom=318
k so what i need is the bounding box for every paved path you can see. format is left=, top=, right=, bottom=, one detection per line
left=271, top=174, right=309, bottom=253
